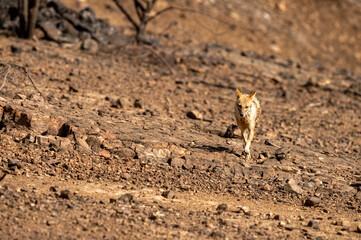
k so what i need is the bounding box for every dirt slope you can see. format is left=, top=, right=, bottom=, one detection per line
left=0, top=0, right=360, bottom=239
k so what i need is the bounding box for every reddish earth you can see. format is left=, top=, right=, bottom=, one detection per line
left=0, top=0, right=360, bottom=239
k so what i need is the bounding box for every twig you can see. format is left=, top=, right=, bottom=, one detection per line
left=0, top=62, right=44, bottom=97
left=112, top=0, right=139, bottom=31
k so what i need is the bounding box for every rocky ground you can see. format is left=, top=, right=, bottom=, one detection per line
left=0, top=0, right=360, bottom=239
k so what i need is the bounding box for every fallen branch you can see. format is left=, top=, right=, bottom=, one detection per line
left=0, top=62, right=44, bottom=97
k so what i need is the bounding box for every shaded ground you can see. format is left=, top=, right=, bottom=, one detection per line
left=0, top=0, right=360, bottom=239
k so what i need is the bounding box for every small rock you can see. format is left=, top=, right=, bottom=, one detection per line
left=304, top=197, right=320, bottom=207
left=186, top=110, right=203, bottom=120
left=109, top=198, right=117, bottom=203
left=111, top=98, right=129, bottom=109
left=239, top=206, right=250, bottom=214
left=350, top=181, right=361, bottom=187
left=82, top=38, right=99, bottom=53
left=275, top=147, right=290, bottom=160
left=169, top=157, right=185, bottom=168
left=134, top=99, right=142, bottom=108
left=10, top=45, right=23, bottom=53
left=284, top=225, right=296, bottom=231
left=46, top=219, right=57, bottom=226
left=120, top=173, right=131, bottom=180
left=161, top=190, right=176, bottom=199
left=209, top=231, right=226, bottom=238
left=149, top=213, right=157, bottom=220
left=308, top=220, right=320, bottom=229
left=118, top=193, right=134, bottom=204
left=284, top=178, right=304, bottom=195
left=99, top=150, right=111, bottom=158
left=216, top=204, right=228, bottom=212
left=223, top=124, right=237, bottom=138
left=357, top=224, right=361, bottom=233
left=49, top=186, right=59, bottom=192
left=14, top=94, right=27, bottom=100
left=115, top=148, right=136, bottom=159
left=8, top=159, right=24, bottom=170
left=59, top=190, right=72, bottom=199
left=334, top=220, right=350, bottom=227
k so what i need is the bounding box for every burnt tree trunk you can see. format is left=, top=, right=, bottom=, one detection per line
left=18, top=0, right=40, bottom=38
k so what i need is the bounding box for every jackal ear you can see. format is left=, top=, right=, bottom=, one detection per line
left=236, top=88, right=242, bottom=98
left=248, top=91, right=256, bottom=100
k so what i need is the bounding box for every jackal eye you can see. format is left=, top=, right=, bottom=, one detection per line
left=238, top=105, right=242, bottom=108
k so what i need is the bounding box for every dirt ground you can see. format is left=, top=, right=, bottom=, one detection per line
left=0, top=0, right=360, bottom=239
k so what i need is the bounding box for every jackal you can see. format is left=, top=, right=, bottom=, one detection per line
left=235, top=89, right=261, bottom=159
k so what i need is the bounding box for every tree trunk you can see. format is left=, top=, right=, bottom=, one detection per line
left=17, top=0, right=40, bottom=38
left=18, top=0, right=28, bottom=38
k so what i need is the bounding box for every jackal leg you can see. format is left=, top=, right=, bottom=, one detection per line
left=245, top=127, right=255, bottom=158
left=241, top=129, right=247, bottom=146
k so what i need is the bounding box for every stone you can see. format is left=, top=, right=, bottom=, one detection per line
left=10, top=45, right=23, bottom=53
left=134, top=99, right=142, bottom=108
left=161, top=190, right=176, bottom=199
left=308, top=220, right=320, bottom=229
left=275, top=147, right=290, bottom=160
left=239, top=206, right=250, bottom=214
left=49, top=186, right=59, bottom=192
left=284, top=178, right=304, bottom=194
left=57, top=123, right=72, bottom=137
left=169, top=157, right=185, bottom=168
left=118, top=193, right=134, bottom=204
left=350, top=181, right=361, bottom=187
left=59, top=190, right=72, bottom=199
left=357, top=224, right=361, bottom=233
left=99, top=150, right=111, bottom=158
left=8, top=159, right=24, bottom=170
left=82, top=38, right=99, bottom=53
left=223, top=124, right=238, bottom=138
left=111, top=98, right=128, bottom=109
left=304, top=197, right=320, bottom=207
left=186, top=110, right=203, bottom=120
left=115, top=148, right=136, bottom=159
left=216, top=204, right=228, bottom=212
left=14, top=94, right=26, bottom=100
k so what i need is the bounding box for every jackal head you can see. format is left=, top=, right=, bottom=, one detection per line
left=235, top=89, right=256, bottom=118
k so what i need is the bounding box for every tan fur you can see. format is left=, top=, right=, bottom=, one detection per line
left=234, top=89, right=261, bottom=159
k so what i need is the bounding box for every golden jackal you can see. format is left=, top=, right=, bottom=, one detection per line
left=235, top=89, right=261, bottom=159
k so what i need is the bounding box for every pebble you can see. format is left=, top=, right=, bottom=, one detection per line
left=134, top=99, right=142, bottom=108
left=49, top=186, right=59, bottom=192
left=186, top=110, right=203, bottom=120
left=304, top=197, right=320, bottom=206
left=118, top=193, right=134, bottom=204
left=308, top=220, right=320, bottom=229
left=169, top=157, right=185, bottom=168
left=216, top=204, right=228, bottom=212
left=284, top=178, right=304, bottom=195
left=82, top=38, right=99, bottom=53
left=161, top=190, right=176, bottom=199
left=357, top=224, right=361, bottom=233
left=59, top=190, right=72, bottom=200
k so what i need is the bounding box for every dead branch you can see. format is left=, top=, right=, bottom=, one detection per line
left=112, top=0, right=235, bottom=44
left=0, top=62, right=44, bottom=97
